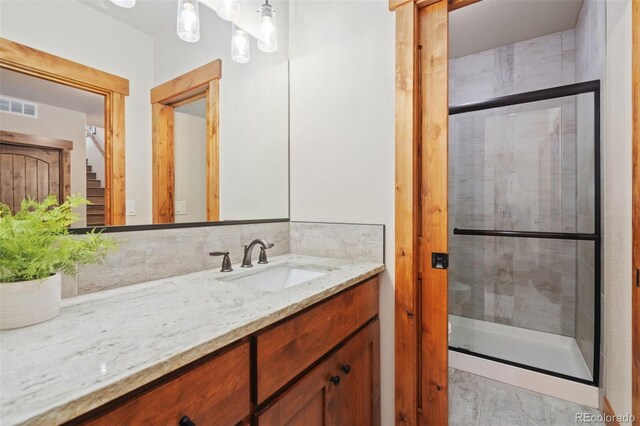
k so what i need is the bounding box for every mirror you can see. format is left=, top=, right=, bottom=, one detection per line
left=0, top=0, right=289, bottom=228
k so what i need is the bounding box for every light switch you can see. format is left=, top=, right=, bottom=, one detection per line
left=175, top=201, right=187, bottom=215
left=126, top=200, right=136, bottom=216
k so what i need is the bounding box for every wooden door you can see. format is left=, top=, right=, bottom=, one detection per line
left=256, top=319, right=380, bottom=426
left=0, top=143, right=62, bottom=212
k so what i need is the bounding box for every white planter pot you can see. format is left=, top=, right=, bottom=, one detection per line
left=0, top=273, right=61, bottom=330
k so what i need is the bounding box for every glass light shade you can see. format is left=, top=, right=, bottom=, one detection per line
left=177, top=0, right=200, bottom=43
left=110, top=0, right=135, bottom=7
left=231, top=25, right=250, bottom=64
left=257, top=3, right=277, bottom=53
left=216, top=0, right=239, bottom=22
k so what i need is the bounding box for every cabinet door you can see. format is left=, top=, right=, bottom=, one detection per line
left=327, top=319, right=380, bottom=426
left=256, top=319, right=380, bottom=426
left=255, top=353, right=332, bottom=426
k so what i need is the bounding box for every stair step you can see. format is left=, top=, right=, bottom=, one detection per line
left=87, top=179, right=101, bottom=188
left=87, top=195, right=104, bottom=204
left=87, top=205, right=105, bottom=214
left=86, top=221, right=105, bottom=227
left=86, top=165, right=92, bottom=172
left=87, top=187, right=104, bottom=197
left=86, top=172, right=97, bottom=180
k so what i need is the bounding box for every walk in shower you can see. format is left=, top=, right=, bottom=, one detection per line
left=447, top=81, right=601, bottom=385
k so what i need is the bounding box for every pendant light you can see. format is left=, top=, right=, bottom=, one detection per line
left=231, top=24, right=250, bottom=64
left=216, top=0, right=239, bottom=22
left=110, top=0, right=135, bottom=7
left=257, top=0, right=277, bottom=53
left=177, top=0, right=200, bottom=43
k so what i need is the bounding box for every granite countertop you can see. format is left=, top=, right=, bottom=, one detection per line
left=0, top=254, right=385, bottom=425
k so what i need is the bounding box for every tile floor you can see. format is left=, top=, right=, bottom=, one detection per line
left=449, top=368, right=604, bottom=426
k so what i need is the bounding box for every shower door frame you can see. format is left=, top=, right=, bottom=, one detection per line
left=448, top=80, right=602, bottom=387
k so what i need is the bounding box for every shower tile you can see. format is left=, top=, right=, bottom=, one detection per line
left=561, top=30, right=576, bottom=86
left=561, top=29, right=575, bottom=52
left=513, top=280, right=563, bottom=335
left=478, top=379, right=548, bottom=426
left=561, top=49, right=576, bottom=85
left=449, top=369, right=486, bottom=426
left=514, top=32, right=563, bottom=93
left=452, top=49, right=495, bottom=104
left=493, top=45, right=514, bottom=97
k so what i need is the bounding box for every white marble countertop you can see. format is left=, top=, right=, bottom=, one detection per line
left=0, top=254, right=384, bottom=425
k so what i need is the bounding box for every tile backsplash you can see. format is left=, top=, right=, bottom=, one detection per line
left=62, top=221, right=385, bottom=298
left=63, top=222, right=289, bottom=297
left=290, top=222, right=384, bottom=263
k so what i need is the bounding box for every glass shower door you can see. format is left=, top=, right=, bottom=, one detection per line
left=447, top=84, right=600, bottom=384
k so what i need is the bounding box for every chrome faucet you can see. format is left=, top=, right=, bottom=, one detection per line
left=241, top=239, right=274, bottom=268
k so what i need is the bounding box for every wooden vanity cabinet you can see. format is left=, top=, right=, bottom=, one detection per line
left=75, top=275, right=380, bottom=426
left=255, top=319, right=380, bottom=426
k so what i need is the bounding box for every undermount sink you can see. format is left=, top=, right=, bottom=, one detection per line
left=224, top=263, right=329, bottom=292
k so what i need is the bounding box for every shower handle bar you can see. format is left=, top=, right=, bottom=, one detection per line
left=453, top=228, right=597, bottom=241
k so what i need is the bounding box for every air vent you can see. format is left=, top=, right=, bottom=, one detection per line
left=0, top=96, right=38, bottom=118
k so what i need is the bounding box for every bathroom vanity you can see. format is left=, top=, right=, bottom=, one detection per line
left=0, top=255, right=384, bottom=425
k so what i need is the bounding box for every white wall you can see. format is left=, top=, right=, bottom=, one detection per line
left=289, top=1, right=395, bottom=423
left=0, top=103, right=87, bottom=226
left=153, top=2, right=290, bottom=221
left=0, top=0, right=155, bottom=225
left=604, top=0, right=633, bottom=421
left=174, top=111, right=207, bottom=223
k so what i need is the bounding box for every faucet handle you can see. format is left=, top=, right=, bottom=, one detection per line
left=258, top=247, right=269, bottom=264
left=209, top=251, right=233, bottom=272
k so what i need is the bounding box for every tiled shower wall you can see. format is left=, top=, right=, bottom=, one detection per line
left=448, top=29, right=579, bottom=337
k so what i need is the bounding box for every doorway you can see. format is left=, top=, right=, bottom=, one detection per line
left=0, top=38, right=128, bottom=225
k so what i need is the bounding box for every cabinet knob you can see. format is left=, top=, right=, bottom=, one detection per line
left=179, top=416, right=196, bottom=426
left=330, top=375, right=341, bottom=386
left=341, top=364, right=351, bottom=375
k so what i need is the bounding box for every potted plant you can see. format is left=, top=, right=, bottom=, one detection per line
left=0, top=195, right=116, bottom=329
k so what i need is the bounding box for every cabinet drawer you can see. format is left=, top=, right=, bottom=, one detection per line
left=256, top=276, right=379, bottom=403
left=85, top=342, right=250, bottom=426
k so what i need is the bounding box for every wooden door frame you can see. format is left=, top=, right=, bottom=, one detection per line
left=0, top=38, right=129, bottom=225
left=632, top=0, right=639, bottom=422
left=390, top=0, right=479, bottom=424
left=150, top=60, right=221, bottom=224
left=0, top=130, right=73, bottom=202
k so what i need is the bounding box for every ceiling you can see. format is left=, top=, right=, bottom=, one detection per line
left=0, top=69, right=105, bottom=127
left=78, top=0, right=179, bottom=36
left=449, top=0, right=583, bottom=58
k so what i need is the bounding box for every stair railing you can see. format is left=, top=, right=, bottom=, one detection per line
left=85, top=126, right=105, bottom=158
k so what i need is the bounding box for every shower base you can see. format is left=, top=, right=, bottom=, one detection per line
left=449, top=315, right=599, bottom=408
left=449, top=315, right=592, bottom=380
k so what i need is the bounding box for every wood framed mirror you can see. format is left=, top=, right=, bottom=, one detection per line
left=0, top=38, right=128, bottom=226
left=151, top=60, right=221, bottom=224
